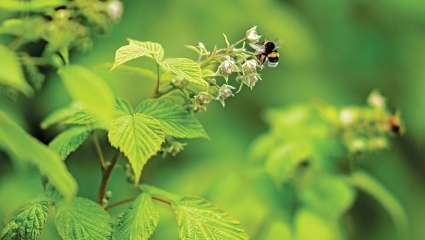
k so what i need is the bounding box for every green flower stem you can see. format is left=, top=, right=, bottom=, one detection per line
left=200, top=37, right=248, bottom=67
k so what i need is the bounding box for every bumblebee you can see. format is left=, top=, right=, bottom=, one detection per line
left=388, top=115, right=404, bottom=135
left=250, top=41, right=280, bottom=67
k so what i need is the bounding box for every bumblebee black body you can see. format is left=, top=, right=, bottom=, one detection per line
left=389, top=116, right=402, bottom=135
left=264, top=41, right=276, bottom=55
left=255, top=41, right=280, bottom=67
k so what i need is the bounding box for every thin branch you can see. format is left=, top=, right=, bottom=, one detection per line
left=97, top=152, right=121, bottom=204
left=152, top=196, right=172, bottom=206
left=105, top=196, right=137, bottom=210
left=152, top=63, right=160, bottom=98
left=105, top=194, right=172, bottom=211
left=92, top=133, right=106, bottom=171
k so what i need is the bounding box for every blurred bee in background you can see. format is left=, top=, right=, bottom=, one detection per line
left=389, top=114, right=404, bottom=135
left=249, top=40, right=280, bottom=67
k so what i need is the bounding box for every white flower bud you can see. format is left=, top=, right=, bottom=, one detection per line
left=246, top=26, right=261, bottom=42
left=107, top=0, right=123, bottom=21
left=340, top=108, right=357, bottom=125
left=242, top=59, right=258, bottom=73
left=195, top=92, right=212, bottom=105
left=368, top=91, right=386, bottom=109
left=218, top=56, right=237, bottom=76
left=218, top=84, right=235, bottom=99
left=241, top=74, right=261, bottom=89
left=349, top=138, right=366, bottom=152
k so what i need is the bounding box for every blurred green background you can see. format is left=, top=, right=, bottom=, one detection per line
left=1, top=0, right=425, bottom=239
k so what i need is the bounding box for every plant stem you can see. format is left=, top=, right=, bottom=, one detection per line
left=153, top=63, right=160, bottom=98
left=105, top=196, right=137, bottom=210
left=97, top=152, right=121, bottom=205
left=93, top=133, right=106, bottom=171
left=105, top=193, right=172, bottom=211
left=140, top=184, right=179, bottom=203
left=152, top=196, right=172, bottom=206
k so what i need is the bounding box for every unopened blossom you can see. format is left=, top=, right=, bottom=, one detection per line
left=340, top=108, right=357, bottom=125
left=218, top=84, right=235, bottom=99
left=218, top=56, right=237, bottom=76
left=246, top=26, right=261, bottom=42
left=368, top=91, right=386, bottom=109
left=242, top=59, right=258, bottom=73
left=349, top=138, right=366, bottom=152
left=107, top=0, right=123, bottom=21
left=241, top=74, right=261, bottom=89
left=195, top=91, right=212, bottom=105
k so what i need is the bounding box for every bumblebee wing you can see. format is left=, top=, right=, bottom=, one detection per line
left=249, top=43, right=265, bottom=54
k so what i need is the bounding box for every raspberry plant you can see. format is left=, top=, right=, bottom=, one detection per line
left=0, top=2, right=273, bottom=236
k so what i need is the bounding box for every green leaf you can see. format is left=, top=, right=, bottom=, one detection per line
left=160, top=58, right=207, bottom=86
left=249, top=133, right=278, bottom=162
left=115, top=98, right=134, bottom=116
left=0, top=111, right=77, bottom=201
left=0, top=200, right=49, bottom=240
left=0, top=17, right=46, bottom=41
left=299, top=174, right=355, bottom=219
left=59, top=65, right=115, bottom=124
left=349, top=171, right=407, bottom=232
left=261, top=220, right=292, bottom=240
left=0, top=0, right=66, bottom=11
left=173, top=196, right=249, bottom=240
left=49, top=126, right=91, bottom=160
left=114, top=193, right=160, bottom=240
left=41, top=104, right=96, bottom=129
left=0, top=44, right=33, bottom=96
left=112, top=40, right=164, bottom=70
left=265, top=143, right=312, bottom=184
left=55, top=198, right=112, bottom=240
left=294, top=209, right=340, bottom=240
left=108, top=113, right=165, bottom=183
left=137, top=99, right=207, bottom=139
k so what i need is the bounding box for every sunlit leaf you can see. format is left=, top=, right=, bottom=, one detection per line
left=0, top=0, right=65, bottom=12
left=294, top=209, right=340, bottom=240
left=137, top=99, right=207, bottom=139
left=41, top=104, right=97, bottom=129
left=173, top=196, right=249, bottom=240
left=55, top=198, right=112, bottom=240
left=112, top=40, right=164, bottom=70
left=108, top=113, right=165, bottom=183
left=0, top=44, right=33, bottom=96
left=0, top=17, right=46, bottom=41
left=261, top=220, right=292, bottom=240
left=160, top=58, right=207, bottom=86
left=0, top=200, right=49, bottom=240
left=115, top=98, right=134, bottom=116
left=0, top=111, right=77, bottom=201
left=59, top=65, right=115, bottom=124
left=49, top=126, right=91, bottom=160
left=114, top=193, right=160, bottom=240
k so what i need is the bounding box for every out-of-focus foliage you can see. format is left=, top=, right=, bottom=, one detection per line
left=249, top=92, right=406, bottom=238
left=1, top=0, right=425, bottom=239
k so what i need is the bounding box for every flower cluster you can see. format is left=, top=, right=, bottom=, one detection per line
left=337, top=91, right=403, bottom=152
left=183, top=26, right=275, bottom=110
left=0, top=0, right=123, bottom=92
